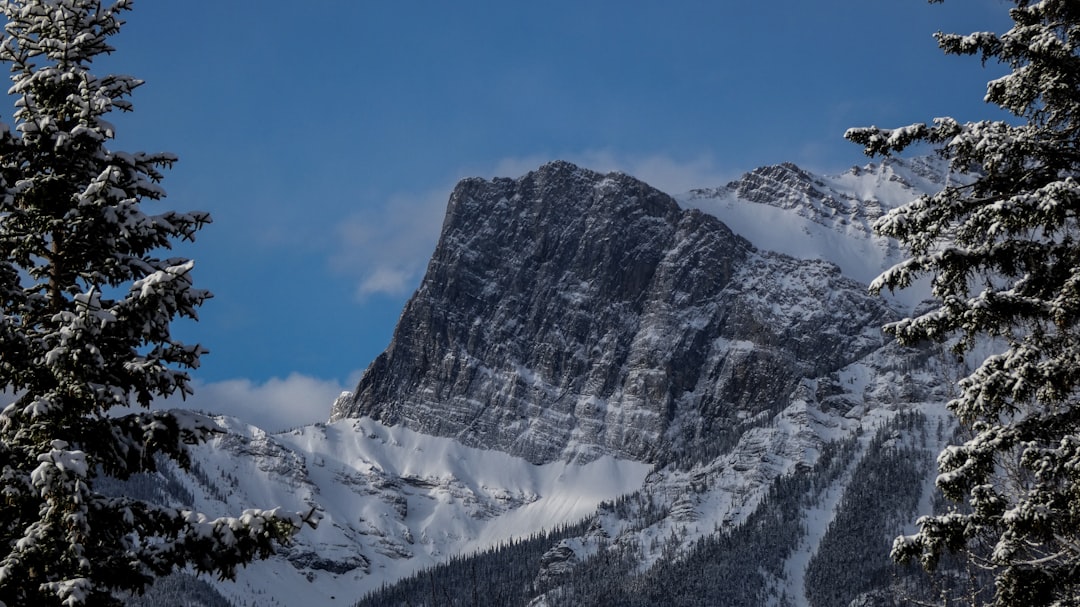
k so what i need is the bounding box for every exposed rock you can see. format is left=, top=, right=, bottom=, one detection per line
left=332, top=161, right=897, bottom=464
left=535, top=542, right=579, bottom=584
left=136, top=158, right=967, bottom=607
left=285, top=549, right=369, bottom=575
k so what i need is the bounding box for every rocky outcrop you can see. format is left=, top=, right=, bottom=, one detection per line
left=331, top=161, right=897, bottom=464
left=138, top=158, right=962, bottom=607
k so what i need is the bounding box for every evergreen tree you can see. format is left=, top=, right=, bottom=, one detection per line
left=0, top=1, right=316, bottom=605
left=847, top=1, right=1080, bottom=605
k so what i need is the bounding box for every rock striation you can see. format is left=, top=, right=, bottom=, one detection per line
left=136, top=158, right=964, bottom=607
left=331, top=160, right=897, bottom=464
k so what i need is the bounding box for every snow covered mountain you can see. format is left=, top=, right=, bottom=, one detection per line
left=330, top=161, right=901, bottom=466
left=133, top=158, right=964, bottom=606
left=127, top=415, right=649, bottom=606
left=682, top=158, right=949, bottom=310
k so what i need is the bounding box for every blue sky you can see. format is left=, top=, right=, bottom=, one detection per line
left=64, top=1, right=1012, bottom=430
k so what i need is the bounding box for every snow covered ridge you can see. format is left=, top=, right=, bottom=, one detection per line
left=681, top=156, right=949, bottom=309
left=334, top=158, right=961, bottom=606
left=331, top=159, right=922, bottom=466
left=135, top=157, right=967, bottom=605
left=163, top=415, right=650, bottom=606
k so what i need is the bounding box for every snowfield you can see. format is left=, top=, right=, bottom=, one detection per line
left=160, top=157, right=960, bottom=605
left=177, top=414, right=651, bottom=605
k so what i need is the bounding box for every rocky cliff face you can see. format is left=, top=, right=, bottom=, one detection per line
left=135, top=158, right=964, bottom=607
left=331, top=161, right=898, bottom=464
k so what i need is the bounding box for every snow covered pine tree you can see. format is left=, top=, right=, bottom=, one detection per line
left=0, top=1, right=316, bottom=605
left=846, top=1, right=1080, bottom=606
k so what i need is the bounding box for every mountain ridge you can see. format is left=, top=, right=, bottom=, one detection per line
left=331, top=160, right=900, bottom=467
left=131, top=157, right=965, bottom=606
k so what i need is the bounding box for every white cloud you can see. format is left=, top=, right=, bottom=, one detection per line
left=331, top=187, right=448, bottom=300
left=8, top=373, right=360, bottom=435
left=356, top=267, right=414, bottom=298
left=157, top=372, right=362, bottom=432
left=611, top=153, right=739, bottom=194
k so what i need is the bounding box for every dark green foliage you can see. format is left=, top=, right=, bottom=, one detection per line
left=94, top=456, right=195, bottom=506
left=805, top=412, right=932, bottom=607
left=537, top=435, right=858, bottom=607
left=354, top=520, right=593, bottom=607
left=0, top=2, right=314, bottom=604
left=122, top=573, right=232, bottom=607
left=357, top=435, right=863, bottom=607
left=847, top=1, right=1080, bottom=604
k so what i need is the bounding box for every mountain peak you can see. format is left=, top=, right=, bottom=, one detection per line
left=149, top=159, right=959, bottom=606
left=332, top=162, right=896, bottom=465
left=445, top=160, right=682, bottom=236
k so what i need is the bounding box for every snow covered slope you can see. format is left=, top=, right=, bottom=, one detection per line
left=681, top=157, right=949, bottom=311
left=160, top=415, right=649, bottom=606
left=339, top=158, right=962, bottom=607
left=332, top=161, right=900, bottom=466
left=140, top=157, right=963, bottom=606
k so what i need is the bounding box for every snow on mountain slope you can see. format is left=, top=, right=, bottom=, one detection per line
left=333, top=161, right=901, bottom=467
left=522, top=336, right=955, bottom=606
left=167, top=414, right=650, bottom=605
left=341, top=158, right=960, bottom=606
left=145, top=157, right=963, bottom=606
left=681, top=157, right=948, bottom=311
